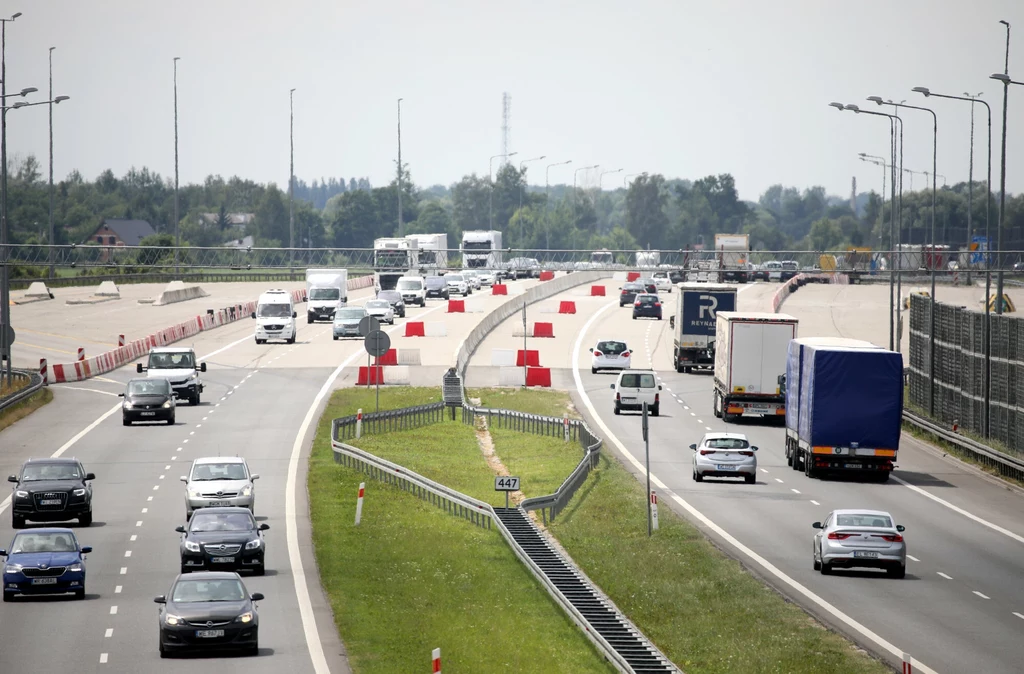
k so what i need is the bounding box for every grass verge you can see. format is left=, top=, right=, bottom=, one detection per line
left=309, top=386, right=615, bottom=674
left=0, top=388, right=54, bottom=433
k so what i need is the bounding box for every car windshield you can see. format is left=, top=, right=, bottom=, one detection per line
left=171, top=578, right=247, bottom=603
left=257, top=303, right=291, bottom=318
left=336, top=308, right=366, bottom=320
left=128, top=379, right=172, bottom=396
left=425, top=277, right=445, bottom=288
left=20, top=463, right=81, bottom=481
left=447, top=275, right=464, bottom=282
left=397, top=279, right=421, bottom=290
left=704, top=437, right=750, bottom=449
left=191, top=462, right=248, bottom=481
left=836, top=513, right=893, bottom=528
left=366, top=301, right=390, bottom=310
left=148, top=352, right=195, bottom=369
left=597, top=341, right=627, bottom=355
left=620, top=373, right=656, bottom=388
left=11, top=531, right=78, bottom=553
left=190, top=512, right=256, bottom=533
left=622, top=284, right=641, bottom=292
left=636, top=295, right=658, bottom=304
left=309, top=288, right=340, bottom=301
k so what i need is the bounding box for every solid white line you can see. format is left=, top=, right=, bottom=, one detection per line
left=568, top=301, right=939, bottom=674
left=938, top=572, right=953, bottom=580
left=973, top=591, right=990, bottom=599
left=891, top=475, right=1024, bottom=546
left=104, top=628, right=113, bottom=638
left=100, top=653, right=108, bottom=664
left=810, top=500, right=821, bottom=506
left=907, top=555, right=920, bottom=562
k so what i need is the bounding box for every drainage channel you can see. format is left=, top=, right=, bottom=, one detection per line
left=494, top=507, right=679, bottom=673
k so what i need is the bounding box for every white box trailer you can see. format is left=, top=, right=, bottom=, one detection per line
left=305, top=268, right=348, bottom=323
left=406, top=233, right=448, bottom=274
left=713, top=311, right=798, bottom=421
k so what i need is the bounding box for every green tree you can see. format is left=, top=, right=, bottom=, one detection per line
left=626, top=174, right=669, bottom=249
left=330, top=190, right=380, bottom=248
left=807, top=217, right=846, bottom=251
left=252, top=185, right=288, bottom=245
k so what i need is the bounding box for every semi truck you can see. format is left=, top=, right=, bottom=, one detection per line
left=714, top=233, right=750, bottom=283
left=405, top=233, right=448, bottom=275
left=636, top=250, right=660, bottom=269
left=784, top=337, right=903, bottom=481
left=461, top=230, right=503, bottom=270
left=713, top=311, right=798, bottom=421
left=669, top=283, right=737, bottom=373
left=591, top=249, right=614, bottom=266
left=305, top=268, right=348, bottom=323
left=374, top=237, right=418, bottom=291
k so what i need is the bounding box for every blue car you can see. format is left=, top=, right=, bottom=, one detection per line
left=1, top=528, right=91, bottom=601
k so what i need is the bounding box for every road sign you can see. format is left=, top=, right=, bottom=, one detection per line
left=358, top=315, right=380, bottom=337
left=364, top=330, right=391, bottom=358
left=642, top=401, right=649, bottom=442
left=0, top=324, right=14, bottom=346
left=494, top=476, right=520, bottom=491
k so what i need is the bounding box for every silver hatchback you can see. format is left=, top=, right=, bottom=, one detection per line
left=181, top=457, right=259, bottom=520
left=691, top=432, right=757, bottom=483
left=812, top=509, right=907, bottom=578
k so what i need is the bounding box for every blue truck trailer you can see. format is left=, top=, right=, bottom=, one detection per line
left=784, top=337, right=903, bottom=481
left=669, top=283, right=737, bottom=373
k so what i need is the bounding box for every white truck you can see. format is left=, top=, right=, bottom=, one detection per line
left=713, top=311, right=798, bottom=422
left=405, top=233, right=448, bottom=275
left=591, top=249, right=614, bottom=266
left=374, top=237, right=418, bottom=291
left=136, top=346, right=206, bottom=405
left=461, top=230, right=503, bottom=270
left=635, top=250, right=660, bottom=269
left=305, top=268, right=348, bottom=323
left=714, top=233, right=750, bottom=283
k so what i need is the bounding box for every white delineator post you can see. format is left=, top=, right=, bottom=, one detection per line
left=77, top=347, right=85, bottom=361
left=563, top=416, right=569, bottom=442
left=355, top=482, right=365, bottom=526
left=355, top=408, right=363, bottom=439
left=118, top=334, right=125, bottom=347
left=650, top=490, right=659, bottom=531
left=432, top=647, right=441, bottom=673
left=902, top=653, right=912, bottom=674
left=39, top=359, right=48, bottom=385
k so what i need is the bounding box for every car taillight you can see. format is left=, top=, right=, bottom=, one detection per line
left=827, top=532, right=854, bottom=540
left=699, top=449, right=711, bottom=455
left=621, top=289, right=628, bottom=295
left=593, top=351, right=603, bottom=357
left=616, top=392, right=620, bottom=401
left=878, top=534, right=904, bottom=543
left=739, top=451, right=753, bottom=456
left=654, top=302, right=661, bottom=307
left=622, top=351, right=630, bottom=358
left=655, top=393, right=659, bottom=403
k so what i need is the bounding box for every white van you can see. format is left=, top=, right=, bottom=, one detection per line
left=252, top=289, right=297, bottom=344
left=396, top=276, right=426, bottom=307
left=610, top=369, right=662, bottom=416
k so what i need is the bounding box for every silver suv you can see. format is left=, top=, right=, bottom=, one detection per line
left=181, top=457, right=258, bottom=520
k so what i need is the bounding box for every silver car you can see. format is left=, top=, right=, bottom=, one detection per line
left=690, top=432, right=757, bottom=483
left=365, top=299, right=395, bottom=325
left=812, top=509, right=907, bottom=578
left=181, top=457, right=259, bottom=519
left=446, top=274, right=471, bottom=296
left=333, top=306, right=368, bottom=340
left=461, top=270, right=482, bottom=290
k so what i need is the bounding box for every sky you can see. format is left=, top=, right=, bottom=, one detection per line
left=3, top=0, right=1024, bottom=203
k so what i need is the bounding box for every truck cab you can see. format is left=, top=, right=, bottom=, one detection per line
left=136, top=346, right=206, bottom=405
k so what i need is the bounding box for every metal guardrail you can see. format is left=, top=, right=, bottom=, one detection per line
left=10, top=270, right=374, bottom=291
left=0, top=369, right=46, bottom=412
left=902, top=409, right=1024, bottom=482
left=334, top=402, right=445, bottom=441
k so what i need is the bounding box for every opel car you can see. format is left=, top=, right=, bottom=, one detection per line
left=8, top=458, right=95, bottom=528
left=182, top=456, right=258, bottom=520
left=1, top=528, right=92, bottom=601
left=155, top=572, right=262, bottom=657
left=589, top=340, right=632, bottom=374
left=121, top=377, right=176, bottom=425
left=333, top=306, right=368, bottom=340
left=424, top=276, right=450, bottom=300
left=365, top=299, right=396, bottom=325
left=690, top=432, right=758, bottom=484
left=813, top=509, right=907, bottom=578
left=177, top=508, right=269, bottom=575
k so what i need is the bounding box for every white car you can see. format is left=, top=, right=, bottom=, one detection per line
left=690, top=432, right=757, bottom=484
left=364, top=299, right=395, bottom=325
left=610, top=369, right=661, bottom=416
left=181, top=456, right=259, bottom=519
left=477, top=270, right=496, bottom=286
left=461, top=270, right=482, bottom=290
left=589, top=340, right=632, bottom=373
left=812, top=509, right=907, bottom=578
left=445, top=274, right=471, bottom=296
left=652, top=272, right=673, bottom=293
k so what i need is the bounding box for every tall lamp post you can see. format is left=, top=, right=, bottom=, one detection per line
left=544, top=160, right=572, bottom=249
left=572, top=164, right=599, bottom=233
left=990, top=70, right=1019, bottom=316
left=172, top=56, right=180, bottom=278
left=397, top=98, right=404, bottom=237
left=288, top=88, right=295, bottom=266
left=517, top=155, right=545, bottom=251
left=489, top=152, right=517, bottom=231
left=48, top=46, right=55, bottom=279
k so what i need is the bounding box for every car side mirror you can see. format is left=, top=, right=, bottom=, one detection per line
left=7, top=475, right=17, bottom=483
left=175, top=526, right=186, bottom=533
left=259, top=523, right=269, bottom=531
left=292, top=311, right=297, bottom=318
left=85, top=473, right=96, bottom=481
left=251, top=474, right=260, bottom=480
left=200, top=363, right=207, bottom=373
left=812, top=522, right=823, bottom=529
left=588, top=348, right=593, bottom=353
left=136, top=363, right=144, bottom=373
left=81, top=546, right=92, bottom=554
left=251, top=312, right=256, bottom=319
left=609, top=384, right=615, bottom=389
left=251, top=592, right=264, bottom=602
left=896, top=525, right=905, bottom=532
left=0, top=549, right=6, bottom=556
left=689, top=444, right=697, bottom=450
left=154, top=595, right=166, bottom=604
left=658, top=385, right=663, bottom=390
left=179, top=476, right=188, bottom=482
left=118, top=392, right=125, bottom=397
left=750, top=446, right=758, bottom=452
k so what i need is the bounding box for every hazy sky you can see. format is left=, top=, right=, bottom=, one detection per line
left=4, top=0, right=1023, bottom=202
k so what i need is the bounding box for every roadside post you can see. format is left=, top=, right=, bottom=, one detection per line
left=495, top=475, right=520, bottom=510
left=355, top=409, right=362, bottom=439
left=650, top=489, right=659, bottom=531
left=432, top=647, right=442, bottom=673
left=643, top=401, right=652, bottom=536
left=902, top=653, right=912, bottom=674
left=563, top=416, right=570, bottom=442
left=355, top=482, right=365, bottom=525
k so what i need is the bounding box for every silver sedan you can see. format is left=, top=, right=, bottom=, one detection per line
left=365, top=299, right=395, bottom=325
left=690, top=432, right=757, bottom=484
left=812, top=509, right=907, bottom=578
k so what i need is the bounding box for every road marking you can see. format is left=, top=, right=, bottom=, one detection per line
left=775, top=478, right=784, bottom=483
left=938, top=572, right=953, bottom=580
left=760, top=468, right=769, bottom=473
left=569, top=299, right=939, bottom=674
left=164, top=465, right=170, bottom=470
left=20, top=341, right=77, bottom=355
left=202, top=417, right=208, bottom=421
left=690, top=412, right=696, bottom=417
left=189, top=431, right=195, bottom=435
left=141, top=508, right=147, bottom=513
left=170, top=455, right=176, bottom=460
left=683, top=405, right=690, bottom=410
left=114, top=586, right=122, bottom=593
left=810, top=500, right=820, bottom=506
left=705, top=426, right=712, bottom=431
left=104, top=628, right=113, bottom=638
left=159, top=475, right=164, bottom=480
left=146, top=496, right=153, bottom=501
left=1014, top=612, right=1024, bottom=620
left=120, top=567, right=127, bottom=575
left=183, top=439, right=188, bottom=443
left=100, top=653, right=108, bottom=664
left=891, top=475, right=1024, bottom=546
left=130, top=535, right=137, bottom=542
left=791, top=488, right=801, bottom=494
left=696, top=419, right=703, bottom=424
left=196, top=424, right=202, bottom=428
left=124, top=551, right=131, bottom=558
left=109, top=606, right=117, bottom=615
left=61, top=386, right=121, bottom=397
left=152, top=485, right=159, bottom=491
left=907, top=555, right=920, bottom=562
left=974, top=591, right=990, bottom=599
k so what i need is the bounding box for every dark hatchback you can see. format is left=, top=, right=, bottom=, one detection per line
left=619, top=282, right=644, bottom=306
left=633, top=293, right=663, bottom=320
left=156, top=572, right=262, bottom=657
left=177, top=507, right=269, bottom=575
left=668, top=269, right=685, bottom=285
left=424, top=276, right=450, bottom=299
left=9, top=458, right=95, bottom=528
left=376, top=289, right=406, bottom=317
left=121, top=377, right=176, bottom=426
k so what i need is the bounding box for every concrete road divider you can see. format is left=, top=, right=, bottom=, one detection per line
left=382, top=366, right=411, bottom=385
left=491, top=349, right=516, bottom=366
left=153, top=283, right=210, bottom=306
left=96, top=280, right=120, bottom=297
left=20, top=281, right=55, bottom=302
left=525, top=367, right=552, bottom=387
left=590, top=285, right=606, bottom=296
left=516, top=349, right=541, bottom=367
left=612, top=272, right=628, bottom=281
left=559, top=301, right=576, bottom=314
left=447, top=299, right=465, bottom=313
left=378, top=349, right=399, bottom=366
left=425, top=322, right=447, bottom=337
left=398, top=349, right=422, bottom=366
left=533, top=322, right=555, bottom=338
left=492, top=284, right=508, bottom=295
left=405, top=321, right=425, bottom=337
left=539, top=270, right=555, bottom=281
left=499, top=367, right=526, bottom=386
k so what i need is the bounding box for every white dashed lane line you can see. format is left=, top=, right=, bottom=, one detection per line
left=907, top=555, right=920, bottom=562
left=1014, top=612, right=1024, bottom=620
left=810, top=500, right=820, bottom=506
left=774, top=478, right=784, bottom=484
left=973, top=591, right=991, bottom=600
left=938, top=572, right=953, bottom=580
left=791, top=488, right=801, bottom=494
left=109, top=606, right=118, bottom=615
left=760, top=468, right=769, bottom=474
left=100, top=653, right=108, bottom=664
left=104, top=629, right=113, bottom=638
left=119, top=567, right=127, bottom=575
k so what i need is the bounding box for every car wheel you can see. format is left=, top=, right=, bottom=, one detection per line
left=744, top=474, right=755, bottom=484
left=11, top=515, right=24, bottom=529
left=333, top=336, right=339, bottom=341
left=79, top=512, right=93, bottom=526
left=287, top=336, right=296, bottom=344
left=123, top=418, right=131, bottom=426
left=167, top=415, right=175, bottom=426
left=75, top=588, right=85, bottom=600
left=813, top=550, right=821, bottom=571
left=248, top=642, right=259, bottom=657
left=159, top=643, right=169, bottom=659
left=591, top=367, right=597, bottom=374
left=693, top=468, right=703, bottom=482
left=193, top=392, right=201, bottom=405
left=819, top=548, right=831, bottom=575
left=253, top=564, right=265, bottom=577
left=307, top=317, right=313, bottom=324
left=180, top=565, right=190, bottom=575
left=651, top=404, right=660, bottom=417
left=876, top=471, right=891, bottom=483
left=887, top=565, right=906, bottom=579
left=613, top=406, right=620, bottom=416
left=186, top=509, right=193, bottom=521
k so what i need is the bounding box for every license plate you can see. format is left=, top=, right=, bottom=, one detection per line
left=31, top=577, right=58, bottom=585
left=140, top=411, right=156, bottom=416
left=40, top=499, right=61, bottom=505
left=211, top=557, right=235, bottom=563
left=844, top=463, right=862, bottom=468
left=716, top=465, right=737, bottom=471
left=853, top=550, right=879, bottom=558
left=206, top=502, right=225, bottom=507
left=196, top=629, right=225, bottom=638
left=747, top=404, right=770, bottom=410
left=621, top=397, right=636, bottom=403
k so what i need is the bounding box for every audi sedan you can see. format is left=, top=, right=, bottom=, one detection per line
left=690, top=432, right=758, bottom=483
left=155, top=571, right=262, bottom=657
left=1, top=528, right=92, bottom=601
left=177, top=507, right=269, bottom=575
left=812, top=509, right=907, bottom=578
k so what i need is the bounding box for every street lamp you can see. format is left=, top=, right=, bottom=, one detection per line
left=599, top=168, right=623, bottom=191
left=517, top=155, right=546, bottom=251
left=544, top=160, right=572, bottom=249
left=572, top=164, right=599, bottom=232
left=0, top=87, right=36, bottom=100
left=990, top=71, right=1019, bottom=316
left=623, top=172, right=643, bottom=188
left=397, top=98, right=403, bottom=237
left=489, top=152, right=517, bottom=230
left=289, top=88, right=295, bottom=265
left=48, top=47, right=55, bottom=279
left=172, top=56, right=180, bottom=278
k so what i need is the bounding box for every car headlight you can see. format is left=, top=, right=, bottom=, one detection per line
left=244, top=539, right=261, bottom=550
left=68, top=562, right=82, bottom=572
left=4, top=564, right=22, bottom=574
left=162, top=401, right=172, bottom=408
left=72, top=488, right=87, bottom=496
left=184, top=541, right=201, bottom=552
left=164, top=614, right=186, bottom=626
left=123, top=401, right=134, bottom=410
left=15, top=490, right=27, bottom=498
left=188, top=487, right=202, bottom=497
left=241, top=485, right=252, bottom=497
left=235, top=611, right=253, bottom=624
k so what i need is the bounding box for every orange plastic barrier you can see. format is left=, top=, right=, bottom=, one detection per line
left=627, top=271, right=640, bottom=282
left=357, top=366, right=384, bottom=385
left=492, top=284, right=508, bottom=295
left=378, top=349, right=398, bottom=366
left=539, top=271, right=555, bottom=281
left=559, top=301, right=576, bottom=314
left=590, top=285, right=606, bottom=296
left=447, top=299, right=465, bottom=313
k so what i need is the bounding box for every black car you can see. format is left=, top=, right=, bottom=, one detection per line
left=8, top=458, right=95, bottom=528
left=376, top=290, right=406, bottom=318
left=424, top=276, right=449, bottom=299
left=120, top=378, right=176, bottom=426
left=668, top=269, right=685, bottom=285
left=779, top=261, right=800, bottom=282
left=155, top=571, right=262, bottom=657
left=177, top=507, right=268, bottom=575
left=632, top=293, right=663, bottom=320
left=637, top=278, right=658, bottom=294
left=619, top=282, right=644, bottom=306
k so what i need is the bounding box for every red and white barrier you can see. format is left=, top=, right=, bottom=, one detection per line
left=378, top=349, right=399, bottom=366
left=491, top=349, right=516, bottom=367
left=355, top=482, right=365, bottom=525
left=425, top=322, right=447, bottom=337
left=118, top=334, right=125, bottom=347
left=77, top=347, right=85, bottom=361
left=39, top=359, right=48, bottom=385
left=356, top=366, right=385, bottom=385
left=447, top=299, right=465, bottom=313
left=516, top=349, right=540, bottom=367
left=492, top=284, right=508, bottom=295
left=563, top=416, right=570, bottom=442
left=902, top=653, right=912, bottom=674
left=627, top=271, right=640, bottom=282
left=538, top=270, right=555, bottom=281
left=533, top=322, right=554, bottom=338
left=651, top=490, right=659, bottom=531
left=558, top=301, right=576, bottom=314
left=525, top=367, right=552, bottom=387
left=590, top=285, right=606, bottom=296
left=405, top=321, right=425, bottom=337
left=432, top=648, right=441, bottom=673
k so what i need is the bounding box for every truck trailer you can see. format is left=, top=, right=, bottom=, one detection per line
left=374, top=237, right=418, bottom=291
left=461, top=230, right=503, bottom=270
left=714, top=234, right=750, bottom=283
left=713, top=312, right=798, bottom=421
left=784, top=337, right=903, bottom=481
left=670, top=283, right=737, bottom=373
left=305, top=268, right=348, bottom=323
left=405, top=233, right=448, bottom=275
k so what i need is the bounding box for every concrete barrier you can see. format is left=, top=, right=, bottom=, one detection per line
left=491, top=349, right=516, bottom=366
left=153, top=284, right=210, bottom=306
left=398, top=349, right=422, bottom=366
left=96, top=281, right=120, bottom=297
left=25, top=281, right=53, bottom=299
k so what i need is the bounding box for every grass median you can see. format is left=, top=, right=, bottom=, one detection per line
left=308, top=386, right=614, bottom=673
left=0, top=384, right=53, bottom=433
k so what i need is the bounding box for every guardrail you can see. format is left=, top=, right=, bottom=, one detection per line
left=0, top=369, right=46, bottom=412
left=903, top=409, right=1024, bottom=482
left=334, top=402, right=446, bottom=441
left=10, top=271, right=375, bottom=291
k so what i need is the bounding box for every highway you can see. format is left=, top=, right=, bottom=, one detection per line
left=467, top=278, right=1024, bottom=674
left=0, top=276, right=540, bottom=672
